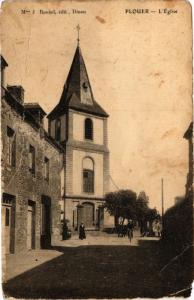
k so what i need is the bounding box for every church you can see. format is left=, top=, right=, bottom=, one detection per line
left=1, top=33, right=112, bottom=254
left=47, top=41, right=111, bottom=231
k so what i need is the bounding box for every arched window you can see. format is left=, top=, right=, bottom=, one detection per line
left=85, top=118, right=93, bottom=140
left=83, top=157, right=94, bottom=193
left=55, top=119, right=61, bottom=142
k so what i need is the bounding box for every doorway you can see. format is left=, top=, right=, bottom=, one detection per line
left=2, top=193, right=15, bottom=254
left=41, top=196, right=51, bottom=249
left=27, top=201, right=35, bottom=250
left=82, top=202, right=94, bottom=229
left=2, top=206, right=11, bottom=254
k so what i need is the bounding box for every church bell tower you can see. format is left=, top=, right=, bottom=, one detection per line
left=47, top=29, right=109, bottom=230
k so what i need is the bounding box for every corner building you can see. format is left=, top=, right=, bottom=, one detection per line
left=1, top=56, right=63, bottom=254
left=48, top=45, right=110, bottom=230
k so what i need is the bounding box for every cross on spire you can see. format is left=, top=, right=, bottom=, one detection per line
left=76, top=24, right=80, bottom=45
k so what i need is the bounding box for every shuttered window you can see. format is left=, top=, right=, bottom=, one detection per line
left=7, top=127, right=16, bottom=167
left=29, top=145, right=35, bottom=176
left=44, top=157, right=49, bottom=181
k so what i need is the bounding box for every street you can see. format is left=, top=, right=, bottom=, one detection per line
left=3, top=231, right=192, bottom=299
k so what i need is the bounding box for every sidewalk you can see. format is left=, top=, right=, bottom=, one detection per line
left=3, top=249, right=63, bottom=281
left=53, top=230, right=154, bottom=247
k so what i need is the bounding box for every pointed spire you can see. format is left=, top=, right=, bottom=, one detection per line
left=63, top=44, right=94, bottom=105
left=47, top=40, right=109, bottom=119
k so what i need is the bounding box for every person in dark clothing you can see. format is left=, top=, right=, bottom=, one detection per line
left=117, top=224, right=123, bottom=237
left=127, top=219, right=134, bottom=242
left=123, top=225, right=127, bottom=237
left=62, top=222, right=68, bottom=240
left=79, top=223, right=86, bottom=240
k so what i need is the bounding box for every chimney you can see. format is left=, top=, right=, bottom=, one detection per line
left=7, top=85, right=25, bottom=104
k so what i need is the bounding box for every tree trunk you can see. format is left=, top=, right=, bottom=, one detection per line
left=114, top=215, right=118, bottom=227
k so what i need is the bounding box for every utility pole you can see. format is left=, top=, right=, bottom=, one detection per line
left=161, top=178, right=164, bottom=224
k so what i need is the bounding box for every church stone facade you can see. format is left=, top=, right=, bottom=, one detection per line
left=48, top=45, right=110, bottom=230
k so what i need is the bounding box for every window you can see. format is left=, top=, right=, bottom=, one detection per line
left=7, top=127, right=16, bottom=167
left=83, top=157, right=94, bottom=193
left=5, top=208, right=10, bottom=226
left=44, top=157, right=49, bottom=181
left=55, top=119, right=61, bottom=142
left=29, top=145, right=35, bottom=176
left=85, top=118, right=93, bottom=140
left=83, top=170, right=94, bottom=193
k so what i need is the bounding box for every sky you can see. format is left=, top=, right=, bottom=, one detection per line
left=1, top=0, right=192, bottom=212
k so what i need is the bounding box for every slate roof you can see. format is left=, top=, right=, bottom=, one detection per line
left=2, top=87, right=63, bottom=152
left=24, top=103, right=47, bottom=117
left=47, top=46, right=108, bottom=119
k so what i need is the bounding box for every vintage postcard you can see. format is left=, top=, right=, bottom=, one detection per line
left=1, top=0, right=193, bottom=298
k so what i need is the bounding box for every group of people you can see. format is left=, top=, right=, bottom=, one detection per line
left=117, top=219, right=134, bottom=242
left=62, top=221, right=86, bottom=240
left=79, top=221, right=135, bottom=242
left=140, top=219, right=162, bottom=237
left=62, top=219, right=161, bottom=241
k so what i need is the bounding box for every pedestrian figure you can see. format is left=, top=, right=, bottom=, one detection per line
left=117, top=224, right=121, bottom=237
left=123, top=225, right=127, bottom=237
left=127, top=219, right=134, bottom=242
left=117, top=224, right=125, bottom=237
left=79, top=222, right=86, bottom=240
left=156, top=221, right=162, bottom=237
left=152, top=220, right=157, bottom=237
left=62, top=221, right=68, bottom=240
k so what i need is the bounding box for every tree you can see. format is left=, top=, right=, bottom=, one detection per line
left=138, top=191, right=149, bottom=204
left=145, top=208, right=158, bottom=222
left=136, top=191, right=149, bottom=218
left=104, top=189, right=137, bottom=226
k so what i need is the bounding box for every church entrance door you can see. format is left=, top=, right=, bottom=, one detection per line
left=82, top=202, right=94, bottom=229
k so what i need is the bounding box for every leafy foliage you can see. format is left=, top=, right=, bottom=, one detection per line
left=104, top=189, right=137, bottom=224
left=104, top=189, right=160, bottom=226
left=136, top=191, right=149, bottom=221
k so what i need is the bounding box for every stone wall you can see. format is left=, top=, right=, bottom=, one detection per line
left=1, top=99, right=63, bottom=253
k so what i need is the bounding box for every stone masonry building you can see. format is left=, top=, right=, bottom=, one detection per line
left=1, top=56, right=63, bottom=254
